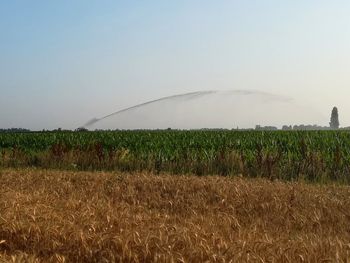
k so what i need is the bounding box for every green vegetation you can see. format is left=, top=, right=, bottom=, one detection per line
left=330, top=106, right=340, bottom=129
left=1, top=130, right=350, bottom=183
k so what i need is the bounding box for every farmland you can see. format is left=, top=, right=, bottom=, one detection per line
left=1, top=130, right=350, bottom=183
left=1, top=130, right=350, bottom=262
left=1, top=169, right=350, bottom=262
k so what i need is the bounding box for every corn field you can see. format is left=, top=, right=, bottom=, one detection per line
left=1, top=130, right=350, bottom=183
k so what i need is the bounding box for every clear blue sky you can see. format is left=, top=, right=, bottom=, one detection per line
left=1, top=1, right=350, bottom=129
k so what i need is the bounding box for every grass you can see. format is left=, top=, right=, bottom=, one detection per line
left=1, top=169, right=350, bottom=262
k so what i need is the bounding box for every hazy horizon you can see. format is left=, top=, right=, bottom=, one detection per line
left=83, top=90, right=327, bottom=130
left=1, top=1, right=350, bottom=130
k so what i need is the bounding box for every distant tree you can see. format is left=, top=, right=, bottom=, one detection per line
left=75, top=127, right=89, bottom=132
left=330, top=107, right=340, bottom=129
left=0, top=128, right=31, bottom=133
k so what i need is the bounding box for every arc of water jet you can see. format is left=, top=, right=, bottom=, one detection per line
left=82, top=91, right=217, bottom=128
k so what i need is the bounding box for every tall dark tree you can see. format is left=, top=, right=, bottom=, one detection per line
left=330, top=107, right=340, bottom=129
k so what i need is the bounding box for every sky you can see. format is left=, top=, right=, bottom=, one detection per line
left=1, top=1, right=350, bottom=130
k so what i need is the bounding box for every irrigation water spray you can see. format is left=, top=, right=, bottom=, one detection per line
left=82, top=90, right=324, bottom=130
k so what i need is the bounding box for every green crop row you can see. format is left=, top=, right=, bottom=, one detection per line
left=1, top=130, right=350, bottom=183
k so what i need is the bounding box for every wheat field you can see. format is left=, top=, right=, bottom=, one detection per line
left=1, top=169, right=350, bottom=262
